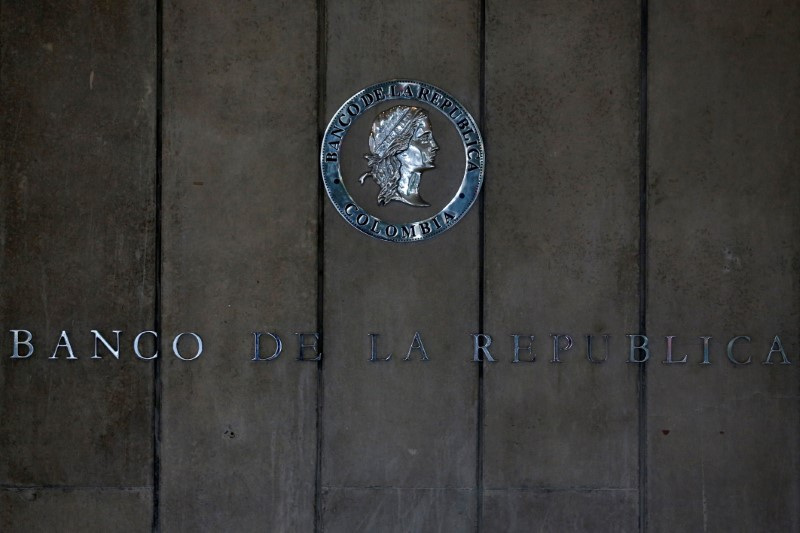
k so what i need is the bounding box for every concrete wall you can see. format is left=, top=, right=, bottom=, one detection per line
left=2, top=1, right=798, bottom=531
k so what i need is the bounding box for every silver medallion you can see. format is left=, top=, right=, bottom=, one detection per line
left=321, top=80, right=485, bottom=242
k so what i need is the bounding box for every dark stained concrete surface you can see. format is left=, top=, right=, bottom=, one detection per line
left=647, top=1, right=800, bottom=530
left=1, top=0, right=156, bottom=526
left=1, top=0, right=798, bottom=531
left=159, top=1, right=319, bottom=530
left=483, top=1, right=640, bottom=527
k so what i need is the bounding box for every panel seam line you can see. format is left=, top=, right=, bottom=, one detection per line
left=637, top=1, right=649, bottom=532
left=476, top=0, right=487, bottom=531
left=314, top=1, right=328, bottom=531
left=151, top=0, right=164, bottom=531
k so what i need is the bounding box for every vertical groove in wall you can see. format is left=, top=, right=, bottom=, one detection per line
left=152, top=0, right=164, bottom=532
left=476, top=0, right=486, bottom=530
left=637, top=1, right=649, bottom=532
left=151, top=0, right=164, bottom=530
left=314, top=0, right=327, bottom=531
left=151, top=0, right=164, bottom=531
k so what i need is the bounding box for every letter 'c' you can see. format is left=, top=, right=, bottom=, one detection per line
left=726, top=336, right=752, bottom=365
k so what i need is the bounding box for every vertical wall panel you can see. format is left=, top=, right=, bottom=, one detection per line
left=483, top=0, right=641, bottom=529
left=647, top=2, right=800, bottom=531
left=0, top=0, right=156, bottom=527
left=321, top=1, right=481, bottom=529
left=160, top=1, right=318, bottom=530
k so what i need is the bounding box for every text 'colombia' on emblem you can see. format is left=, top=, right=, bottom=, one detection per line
left=321, top=80, right=485, bottom=242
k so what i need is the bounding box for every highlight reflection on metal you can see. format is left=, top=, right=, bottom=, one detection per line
left=321, top=80, right=485, bottom=243
left=359, top=105, right=438, bottom=207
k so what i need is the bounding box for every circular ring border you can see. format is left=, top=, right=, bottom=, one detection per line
left=320, top=80, right=485, bottom=243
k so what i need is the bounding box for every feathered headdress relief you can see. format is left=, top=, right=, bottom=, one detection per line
left=359, top=106, right=427, bottom=205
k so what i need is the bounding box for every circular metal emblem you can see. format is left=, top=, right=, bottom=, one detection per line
left=321, top=80, right=485, bottom=242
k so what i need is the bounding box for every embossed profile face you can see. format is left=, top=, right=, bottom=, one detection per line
left=359, top=105, right=439, bottom=207
left=399, top=116, right=438, bottom=171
